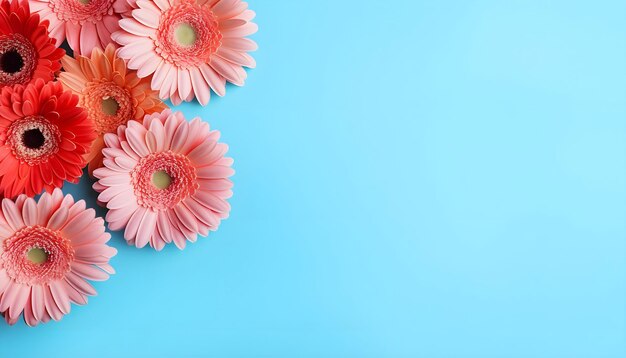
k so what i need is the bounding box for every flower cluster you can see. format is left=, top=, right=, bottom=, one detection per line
left=0, top=0, right=255, bottom=326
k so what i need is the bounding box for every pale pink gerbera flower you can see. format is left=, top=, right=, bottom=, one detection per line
left=0, top=189, right=116, bottom=326
left=29, top=0, right=128, bottom=55
left=113, top=0, right=258, bottom=106
left=93, top=109, right=234, bottom=250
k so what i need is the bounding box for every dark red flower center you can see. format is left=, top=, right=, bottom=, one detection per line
left=0, top=34, right=36, bottom=86
left=7, top=116, right=61, bottom=165
left=22, top=128, right=46, bottom=149
left=0, top=49, right=24, bottom=74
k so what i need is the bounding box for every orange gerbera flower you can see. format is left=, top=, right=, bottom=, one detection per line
left=59, top=44, right=167, bottom=175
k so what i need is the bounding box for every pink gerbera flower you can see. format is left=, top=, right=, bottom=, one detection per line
left=93, top=109, right=233, bottom=250
left=29, top=0, right=128, bottom=55
left=113, top=0, right=258, bottom=106
left=0, top=189, right=116, bottom=326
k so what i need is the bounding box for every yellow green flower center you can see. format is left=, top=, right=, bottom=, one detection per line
left=27, top=247, right=48, bottom=264
left=152, top=170, right=173, bottom=190
left=175, top=23, right=197, bottom=46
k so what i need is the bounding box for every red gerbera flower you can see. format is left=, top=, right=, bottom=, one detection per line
left=0, top=79, right=96, bottom=198
left=0, top=0, right=64, bottom=89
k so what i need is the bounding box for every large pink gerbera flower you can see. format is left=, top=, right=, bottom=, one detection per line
left=29, top=0, right=128, bottom=55
left=93, top=109, right=233, bottom=250
left=0, top=189, right=116, bottom=326
left=113, top=0, right=258, bottom=106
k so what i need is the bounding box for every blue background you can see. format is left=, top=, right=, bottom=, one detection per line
left=2, top=0, right=626, bottom=356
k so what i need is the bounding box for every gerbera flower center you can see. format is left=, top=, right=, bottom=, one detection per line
left=82, top=82, right=133, bottom=134
left=49, top=0, right=113, bottom=23
left=0, top=49, right=24, bottom=74
left=152, top=170, right=172, bottom=189
left=174, top=23, right=197, bottom=46
left=23, top=128, right=46, bottom=149
left=27, top=247, right=49, bottom=264
left=1, top=225, right=75, bottom=285
left=6, top=116, right=61, bottom=165
left=0, top=34, right=36, bottom=85
left=131, top=151, right=198, bottom=210
left=101, top=97, right=119, bottom=116
left=155, top=1, right=222, bottom=68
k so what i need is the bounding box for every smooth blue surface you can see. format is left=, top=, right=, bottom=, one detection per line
left=2, top=1, right=626, bottom=356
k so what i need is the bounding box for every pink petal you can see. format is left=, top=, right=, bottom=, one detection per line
left=222, top=21, right=258, bottom=38
left=212, top=0, right=246, bottom=19
left=172, top=204, right=198, bottom=232
left=197, top=165, right=235, bottom=179
left=222, top=37, right=258, bottom=51
left=135, top=210, right=157, bottom=248
left=177, top=68, right=192, bottom=100
left=98, top=174, right=131, bottom=187
left=137, top=56, right=161, bottom=78
left=132, top=8, right=160, bottom=28
left=216, top=48, right=256, bottom=68
left=170, top=118, right=190, bottom=152
left=47, top=206, right=69, bottom=230
left=119, top=18, right=154, bottom=37
left=65, top=272, right=96, bottom=297
left=148, top=117, right=166, bottom=152
left=44, top=285, right=64, bottom=321
left=21, top=197, right=38, bottom=226
left=152, top=0, right=171, bottom=11
left=78, top=21, right=99, bottom=56
left=31, top=285, right=45, bottom=322
left=62, top=209, right=96, bottom=238
left=126, top=127, right=151, bottom=156
left=2, top=199, right=24, bottom=231
left=194, top=190, right=231, bottom=213
left=71, top=262, right=110, bottom=281
left=200, top=64, right=226, bottom=96
left=124, top=206, right=147, bottom=242
left=49, top=281, right=71, bottom=315
left=189, top=67, right=211, bottom=105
